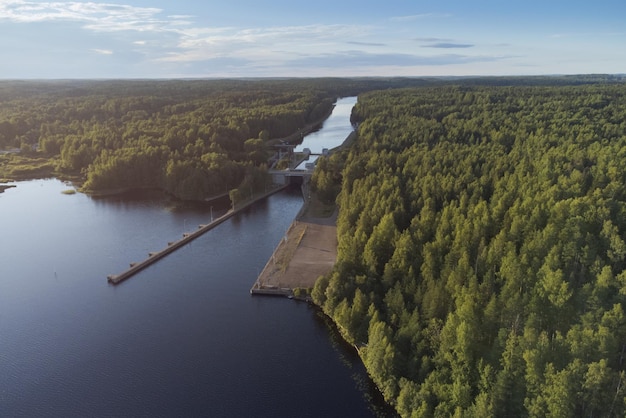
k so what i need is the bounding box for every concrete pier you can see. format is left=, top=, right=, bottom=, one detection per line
left=107, top=184, right=288, bottom=285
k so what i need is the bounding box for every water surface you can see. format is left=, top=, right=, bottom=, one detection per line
left=0, top=97, right=395, bottom=417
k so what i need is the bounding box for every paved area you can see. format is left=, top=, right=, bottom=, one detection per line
left=255, top=208, right=337, bottom=290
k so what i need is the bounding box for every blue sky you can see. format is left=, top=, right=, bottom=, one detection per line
left=0, top=0, right=624, bottom=79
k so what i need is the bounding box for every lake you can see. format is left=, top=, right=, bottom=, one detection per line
left=0, top=97, right=396, bottom=417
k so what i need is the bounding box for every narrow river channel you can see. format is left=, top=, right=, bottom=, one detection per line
left=0, top=97, right=396, bottom=417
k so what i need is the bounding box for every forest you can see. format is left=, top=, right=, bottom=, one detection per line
left=1, top=77, right=621, bottom=201
left=311, top=82, right=626, bottom=417
left=0, top=79, right=332, bottom=199
left=0, top=77, right=427, bottom=200
left=4, top=76, right=626, bottom=416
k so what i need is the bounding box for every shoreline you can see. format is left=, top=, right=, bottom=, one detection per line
left=250, top=118, right=354, bottom=299
left=250, top=197, right=337, bottom=299
left=266, top=104, right=336, bottom=147
left=85, top=185, right=229, bottom=205
left=0, top=184, right=16, bottom=193
left=0, top=114, right=334, bottom=201
left=251, top=164, right=339, bottom=298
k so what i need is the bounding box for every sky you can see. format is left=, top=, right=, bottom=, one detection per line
left=0, top=0, right=624, bottom=79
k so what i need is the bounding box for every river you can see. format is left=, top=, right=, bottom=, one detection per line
left=0, top=97, right=395, bottom=417
left=296, top=97, right=357, bottom=154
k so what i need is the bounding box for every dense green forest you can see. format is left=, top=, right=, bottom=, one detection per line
left=1, top=77, right=622, bottom=201
left=312, top=83, right=626, bottom=417
left=0, top=78, right=433, bottom=200
left=0, top=79, right=335, bottom=199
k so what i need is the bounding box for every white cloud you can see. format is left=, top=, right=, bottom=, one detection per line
left=161, top=24, right=371, bottom=63
left=0, top=0, right=543, bottom=78
left=0, top=1, right=378, bottom=69
left=0, top=0, right=167, bottom=32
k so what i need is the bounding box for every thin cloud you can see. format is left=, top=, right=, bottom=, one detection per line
left=416, top=37, right=474, bottom=49
left=0, top=1, right=377, bottom=69
left=180, top=50, right=511, bottom=78
left=92, top=48, right=113, bottom=55
left=347, top=41, right=386, bottom=47
left=162, top=24, right=371, bottom=63
left=168, top=15, right=194, bottom=20
left=415, top=37, right=453, bottom=43
left=289, top=50, right=507, bottom=68
left=423, top=42, right=474, bottom=49
left=167, top=15, right=194, bottom=27
left=0, top=0, right=168, bottom=32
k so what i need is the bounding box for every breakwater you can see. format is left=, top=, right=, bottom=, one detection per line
left=107, top=184, right=288, bottom=284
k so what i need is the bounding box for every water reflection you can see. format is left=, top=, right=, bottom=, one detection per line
left=0, top=96, right=396, bottom=417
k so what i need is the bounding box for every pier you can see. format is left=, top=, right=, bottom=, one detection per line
left=107, top=184, right=288, bottom=284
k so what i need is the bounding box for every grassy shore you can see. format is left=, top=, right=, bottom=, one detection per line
left=304, top=190, right=336, bottom=218
left=0, top=154, right=59, bottom=181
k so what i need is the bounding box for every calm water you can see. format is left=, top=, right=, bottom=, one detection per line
left=295, top=96, right=357, bottom=154
left=0, top=98, right=395, bottom=417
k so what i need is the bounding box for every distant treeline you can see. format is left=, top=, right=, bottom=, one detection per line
left=312, top=82, right=626, bottom=417
left=1, top=76, right=622, bottom=199
left=0, top=78, right=436, bottom=199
